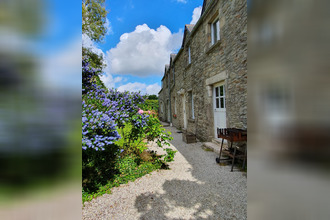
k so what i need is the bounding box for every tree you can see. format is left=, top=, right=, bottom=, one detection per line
left=147, top=95, right=158, bottom=100
left=82, top=0, right=108, bottom=42
left=82, top=0, right=108, bottom=89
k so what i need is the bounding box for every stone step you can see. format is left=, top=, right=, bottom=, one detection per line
left=212, top=138, right=222, bottom=145
left=160, top=121, right=170, bottom=127
left=202, top=142, right=221, bottom=154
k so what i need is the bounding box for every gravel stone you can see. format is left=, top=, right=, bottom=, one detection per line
left=82, top=126, right=247, bottom=219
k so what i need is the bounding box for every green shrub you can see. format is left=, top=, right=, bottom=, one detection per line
left=145, top=113, right=173, bottom=147
left=82, top=154, right=162, bottom=203
left=162, top=148, right=177, bottom=162
left=139, top=100, right=159, bottom=112
left=115, top=123, right=147, bottom=155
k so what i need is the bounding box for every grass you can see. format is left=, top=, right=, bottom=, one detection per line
left=202, top=147, right=214, bottom=152
left=82, top=153, right=164, bottom=203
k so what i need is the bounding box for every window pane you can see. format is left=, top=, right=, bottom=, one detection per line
left=216, top=20, right=220, bottom=40
left=216, top=98, right=220, bottom=108
left=213, top=22, right=217, bottom=43
left=215, top=87, right=219, bottom=97
left=220, top=98, right=224, bottom=108
left=220, top=85, right=223, bottom=96
left=188, top=47, right=191, bottom=64
left=211, top=23, right=214, bottom=44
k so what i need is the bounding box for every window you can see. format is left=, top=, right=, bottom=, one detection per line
left=174, top=97, right=177, bottom=114
left=215, top=85, right=225, bottom=109
left=188, top=46, right=191, bottom=64
left=211, top=19, right=220, bottom=45
left=189, top=92, right=194, bottom=119
left=191, top=93, right=194, bottom=119
left=172, top=67, right=175, bottom=82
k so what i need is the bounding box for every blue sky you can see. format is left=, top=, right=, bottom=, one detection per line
left=84, top=0, right=204, bottom=95
left=9, top=0, right=82, bottom=93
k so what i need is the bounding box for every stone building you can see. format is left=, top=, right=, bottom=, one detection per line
left=158, top=0, right=247, bottom=142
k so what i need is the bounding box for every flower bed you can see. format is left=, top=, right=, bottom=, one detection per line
left=82, top=55, right=175, bottom=202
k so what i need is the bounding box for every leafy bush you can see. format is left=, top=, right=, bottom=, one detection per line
left=162, top=148, right=177, bottom=163
left=139, top=100, right=158, bottom=112
left=82, top=54, right=175, bottom=202
left=82, top=154, right=162, bottom=203
left=115, top=123, right=147, bottom=155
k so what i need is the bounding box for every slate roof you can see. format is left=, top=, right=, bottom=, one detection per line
left=170, top=54, right=176, bottom=63
left=186, top=24, right=195, bottom=32
left=201, top=0, right=210, bottom=16
left=165, top=64, right=170, bottom=72
left=181, top=24, right=195, bottom=48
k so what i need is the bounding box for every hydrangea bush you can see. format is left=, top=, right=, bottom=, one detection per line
left=82, top=55, right=150, bottom=152
left=82, top=55, right=173, bottom=195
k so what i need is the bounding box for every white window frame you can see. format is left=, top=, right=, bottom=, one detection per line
left=191, top=93, right=195, bottom=119
left=211, top=19, right=220, bottom=45
left=174, top=97, right=177, bottom=114
left=188, top=46, right=191, bottom=64
left=214, top=84, right=226, bottom=110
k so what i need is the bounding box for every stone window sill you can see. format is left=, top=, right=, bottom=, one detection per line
left=185, top=63, right=192, bottom=70
left=206, top=40, right=221, bottom=54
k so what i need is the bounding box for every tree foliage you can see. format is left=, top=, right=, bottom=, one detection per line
left=147, top=95, right=158, bottom=100
left=82, top=0, right=108, bottom=42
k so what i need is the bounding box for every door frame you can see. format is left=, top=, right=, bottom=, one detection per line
left=182, top=94, right=187, bottom=129
left=213, top=81, right=226, bottom=139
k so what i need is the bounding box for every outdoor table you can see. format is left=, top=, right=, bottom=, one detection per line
left=216, top=128, right=247, bottom=172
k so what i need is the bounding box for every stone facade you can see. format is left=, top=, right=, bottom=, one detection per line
left=158, top=0, right=247, bottom=142
left=158, top=64, right=170, bottom=122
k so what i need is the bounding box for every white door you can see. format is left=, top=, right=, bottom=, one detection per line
left=213, top=82, right=226, bottom=138
left=182, top=94, right=187, bottom=129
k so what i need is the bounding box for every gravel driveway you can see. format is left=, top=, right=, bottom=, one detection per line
left=82, top=126, right=247, bottom=220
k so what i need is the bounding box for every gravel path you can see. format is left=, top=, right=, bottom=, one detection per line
left=82, top=126, right=247, bottom=220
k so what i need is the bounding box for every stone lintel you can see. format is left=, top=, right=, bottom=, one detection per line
left=205, top=71, right=227, bottom=97
left=205, top=71, right=227, bottom=86
left=177, top=89, right=185, bottom=95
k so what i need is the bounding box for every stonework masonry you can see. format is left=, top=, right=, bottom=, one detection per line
left=159, top=0, right=247, bottom=142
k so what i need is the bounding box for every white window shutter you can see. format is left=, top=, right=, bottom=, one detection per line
left=188, top=47, right=191, bottom=64
left=211, top=24, right=214, bottom=45
left=216, top=20, right=220, bottom=41
left=192, top=94, right=194, bottom=119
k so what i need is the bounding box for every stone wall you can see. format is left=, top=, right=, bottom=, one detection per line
left=158, top=66, right=170, bottom=122
left=159, top=0, right=247, bottom=142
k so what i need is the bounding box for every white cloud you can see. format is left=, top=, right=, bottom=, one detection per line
left=117, top=82, right=161, bottom=95
left=82, top=33, right=119, bottom=89
left=190, top=6, right=202, bottom=24
left=99, top=74, right=123, bottom=89
left=177, top=0, right=187, bottom=3
left=82, top=33, right=104, bottom=57
left=116, top=17, right=124, bottom=22
left=146, top=83, right=161, bottom=95
left=105, top=18, right=113, bottom=35
left=106, top=24, right=183, bottom=76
